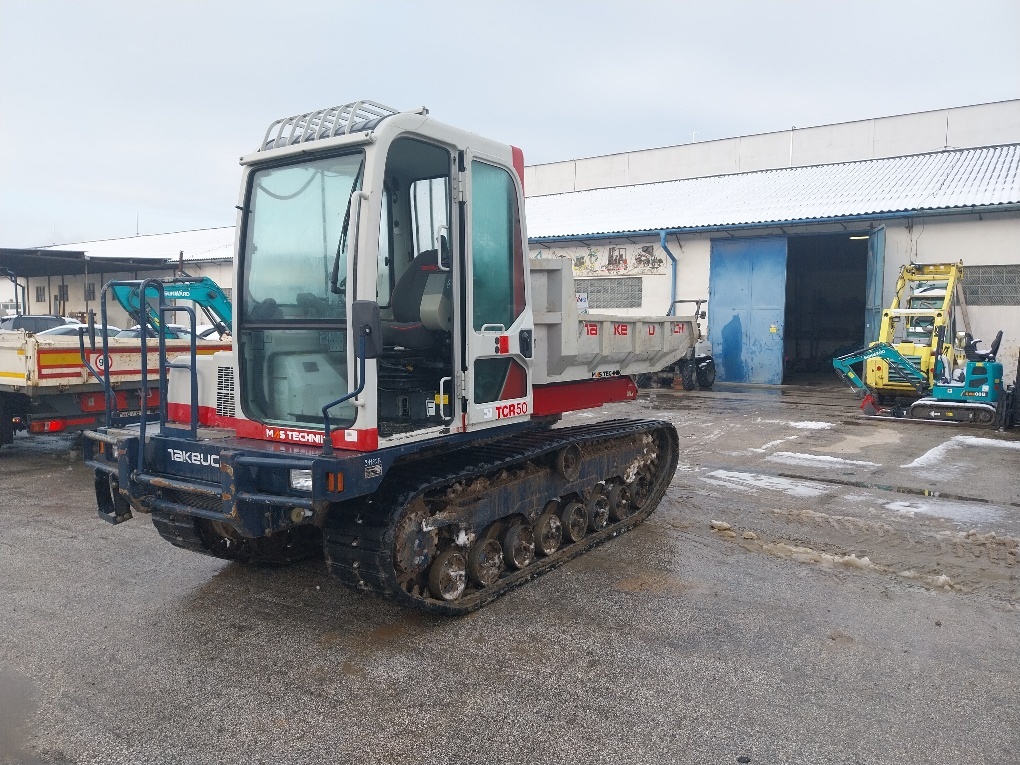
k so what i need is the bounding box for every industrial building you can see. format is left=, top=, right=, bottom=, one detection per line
left=3, top=100, right=1018, bottom=384
left=525, top=99, right=1020, bottom=385
left=0, top=229, right=234, bottom=329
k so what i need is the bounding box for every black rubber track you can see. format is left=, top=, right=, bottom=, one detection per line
left=323, top=418, right=679, bottom=615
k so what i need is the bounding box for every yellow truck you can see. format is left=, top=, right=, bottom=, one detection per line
left=0, top=330, right=229, bottom=448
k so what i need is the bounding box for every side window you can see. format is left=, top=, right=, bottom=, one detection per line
left=474, top=357, right=528, bottom=404
left=410, top=178, right=449, bottom=259
left=470, top=161, right=525, bottom=332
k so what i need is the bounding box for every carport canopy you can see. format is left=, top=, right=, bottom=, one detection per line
left=0, top=248, right=172, bottom=278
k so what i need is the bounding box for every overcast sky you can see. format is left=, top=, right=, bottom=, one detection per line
left=1, top=0, right=1018, bottom=250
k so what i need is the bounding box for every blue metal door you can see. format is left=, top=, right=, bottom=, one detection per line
left=865, top=227, right=886, bottom=344
left=708, top=237, right=788, bottom=384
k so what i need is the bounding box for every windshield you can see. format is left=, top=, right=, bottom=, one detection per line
left=238, top=152, right=364, bottom=432
left=241, top=152, right=364, bottom=323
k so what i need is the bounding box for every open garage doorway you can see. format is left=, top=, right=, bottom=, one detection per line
left=782, top=233, right=869, bottom=384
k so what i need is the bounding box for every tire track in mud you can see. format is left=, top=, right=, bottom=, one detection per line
left=675, top=472, right=1019, bottom=602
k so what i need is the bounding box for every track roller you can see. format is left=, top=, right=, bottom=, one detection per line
left=586, top=485, right=610, bottom=532
left=503, top=521, right=536, bottom=570
left=560, top=499, right=588, bottom=544
left=428, top=548, right=468, bottom=601
left=468, top=537, right=504, bottom=587
left=608, top=481, right=633, bottom=521
left=534, top=503, right=563, bottom=556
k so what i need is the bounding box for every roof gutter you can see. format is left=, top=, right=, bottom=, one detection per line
left=527, top=203, right=1020, bottom=243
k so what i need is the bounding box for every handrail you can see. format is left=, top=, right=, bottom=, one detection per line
left=134, top=278, right=167, bottom=473
left=81, top=279, right=203, bottom=462
left=77, top=327, right=115, bottom=416
left=158, top=304, right=199, bottom=440
left=321, top=335, right=366, bottom=456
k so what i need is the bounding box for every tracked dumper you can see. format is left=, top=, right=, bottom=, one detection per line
left=83, top=102, right=694, bottom=614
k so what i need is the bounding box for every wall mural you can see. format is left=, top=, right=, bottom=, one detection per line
left=531, top=244, right=668, bottom=277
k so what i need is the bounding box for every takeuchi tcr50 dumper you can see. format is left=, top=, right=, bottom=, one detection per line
left=84, top=101, right=700, bottom=613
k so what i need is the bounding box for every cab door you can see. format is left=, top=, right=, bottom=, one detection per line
left=461, top=154, right=534, bottom=431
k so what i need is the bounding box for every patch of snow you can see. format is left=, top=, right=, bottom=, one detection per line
left=762, top=542, right=878, bottom=570
left=902, top=435, right=1020, bottom=468
left=751, top=436, right=798, bottom=453
left=767, top=452, right=880, bottom=469
left=757, top=419, right=834, bottom=430
left=884, top=499, right=1001, bottom=524
left=898, top=570, right=956, bottom=591
left=702, top=470, right=828, bottom=498
left=955, top=435, right=1020, bottom=450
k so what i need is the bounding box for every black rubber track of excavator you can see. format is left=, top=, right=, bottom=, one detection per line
left=323, top=418, right=680, bottom=615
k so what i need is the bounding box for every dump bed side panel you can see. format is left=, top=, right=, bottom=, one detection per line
left=1, top=334, right=231, bottom=391
left=529, top=259, right=694, bottom=384
left=0, top=332, right=33, bottom=391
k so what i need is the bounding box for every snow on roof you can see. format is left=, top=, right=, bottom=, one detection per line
left=526, top=145, right=1020, bottom=239
left=32, top=145, right=1020, bottom=254
left=41, top=226, right=234, bottom=263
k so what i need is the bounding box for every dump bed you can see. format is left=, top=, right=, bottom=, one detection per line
left=0, top=331, right=231, bottom=393
left=529, top=259, right=696, bottom=385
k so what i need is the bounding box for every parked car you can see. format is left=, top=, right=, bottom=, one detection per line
left=0, top=315, right=66, bottom=333
left=36, top=324, right=123, bottom=337
left=116, top=327, right=184, bottom=340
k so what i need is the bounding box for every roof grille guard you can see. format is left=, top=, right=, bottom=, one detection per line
left=259, top=100, right=411, bottom=151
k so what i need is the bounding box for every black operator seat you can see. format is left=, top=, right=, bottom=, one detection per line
left=382, top=239, right=453, bottom=350
left=964, top=330, right=1003, bottom=362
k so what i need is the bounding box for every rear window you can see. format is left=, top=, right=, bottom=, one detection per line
left=0, top=316, right=64, bottom=332
left=27, top=317, right=65, bottom=332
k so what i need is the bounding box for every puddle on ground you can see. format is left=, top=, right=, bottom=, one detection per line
left=613, top=572, right=689, bottom=595
left=0, top=668, right=40, bottom=765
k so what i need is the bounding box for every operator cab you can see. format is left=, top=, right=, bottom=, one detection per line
left=235, top=103, right=534, bottom=448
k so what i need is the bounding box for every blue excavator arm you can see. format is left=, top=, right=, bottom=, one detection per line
left=109, top=276, right=232, bottom=337
left=832, top=343, right=930, bottom=398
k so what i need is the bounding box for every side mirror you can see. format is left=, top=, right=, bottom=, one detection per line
left=351, top=300, right=383, bottom=359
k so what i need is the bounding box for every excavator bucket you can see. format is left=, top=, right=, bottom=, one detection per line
left=860, top=394, right=881, bottom=416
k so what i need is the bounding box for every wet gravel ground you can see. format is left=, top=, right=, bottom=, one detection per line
left=1, top=383, right=1018, bottom=765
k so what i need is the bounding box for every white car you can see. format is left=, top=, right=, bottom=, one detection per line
left=37, top=324, right=123, bottom=337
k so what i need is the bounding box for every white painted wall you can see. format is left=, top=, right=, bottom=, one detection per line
left=524, top=100, right=1020, bottom=197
